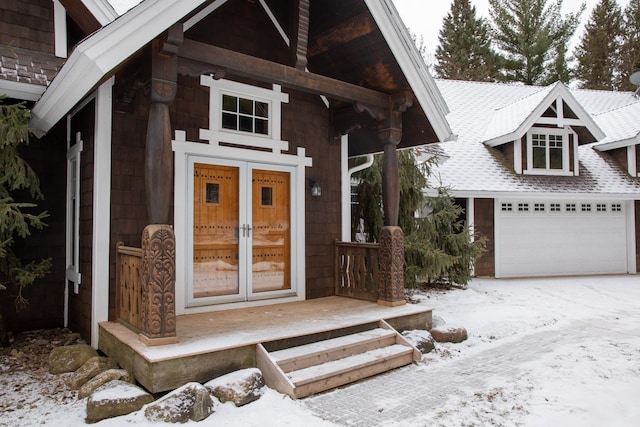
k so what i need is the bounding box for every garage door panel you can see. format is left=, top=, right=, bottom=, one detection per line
left=497, top=200, right=628, bottom=277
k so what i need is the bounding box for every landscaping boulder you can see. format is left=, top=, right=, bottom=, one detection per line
left=86, top=380, right=154, bottom=423
left=430, top=324, right=468, bottom=343
left=401, top=330, right=436, bottom=354
left=78, top=369, right=134, bottom=399
left=65, top=356, right=119, bottom=390
left=49, top=344, right=98, bottom=374
left=144, top=382, right=214, bottom=423
left=205, top=368, right=265, bottom=407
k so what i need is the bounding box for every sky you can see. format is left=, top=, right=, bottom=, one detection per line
left=392, top=0, right=631, bottom=60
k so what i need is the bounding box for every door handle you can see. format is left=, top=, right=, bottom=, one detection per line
left=246, top=224, right=252, bottom=238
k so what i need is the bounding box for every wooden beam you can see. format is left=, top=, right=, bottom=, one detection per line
left=291, top=0, right=310, bottom=70
left=180, top=38, right=390, bottom=110
left=59, top=0, right=102, bottom=34
left=307, top=12, right=377, bottom=58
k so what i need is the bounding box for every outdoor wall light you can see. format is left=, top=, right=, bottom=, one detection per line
left=309, top=179, right=322, bottom=197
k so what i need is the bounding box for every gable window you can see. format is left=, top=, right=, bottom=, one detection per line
left=526, top=129, right=570, bottom=175
left=221, top=94, right=269, bottom=136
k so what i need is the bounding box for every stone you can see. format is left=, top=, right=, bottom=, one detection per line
left=64, top=333, right=82, bottom=346
left=49, top=344, right=98, bottom=374
left=86, top=380, right=154, bottom=423
left=205, top=368, right=265, bottom=407
left=144, top=382, right=214, bottom=423
left=401, top=330, right=436, bottom=354
left=78, top=369, right=133, bottom=399
left=431, top=315, right=446, bottom=328
left=65, top=356, right=119, bottom=390
left=430, top=324, right=468, bottom=343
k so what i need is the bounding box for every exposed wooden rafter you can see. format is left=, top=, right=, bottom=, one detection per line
left=179, top=38, right=390, bottom=110
left=58, top=0, right=102, bottom=34
left=307, top=12, right=376, bottom=58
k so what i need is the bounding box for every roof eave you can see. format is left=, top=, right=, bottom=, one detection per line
left=81, top=0, right=119, bottom=25
left=593, top=136, right=640, bottom=151
left=0, top=80, right=46, bottom=102
left=31, top=0, right=211, bottom=132
left=365, top=0, right=453, bottom=143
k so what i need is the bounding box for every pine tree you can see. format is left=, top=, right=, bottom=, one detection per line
left=619, top=0, right=640, bottom=91
left=489, top=0, right=584, bottom=85
left=574, top=0, right=623, bottom=90
left=0, top=98, right=51, bottom=345
left=435, top=0, right=502, bottom=81
left=352, top=150, right=485, bottom=287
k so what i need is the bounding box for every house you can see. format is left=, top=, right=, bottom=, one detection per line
left=2, top=0, right=452, bottom=395
left=426, top=79, right=640, bottom=279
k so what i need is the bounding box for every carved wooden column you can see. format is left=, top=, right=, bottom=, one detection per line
left=140, top=225, right=178, bottom=346
left=377, top=92, right=412, bottom=306
left=146, top=25, right=182, bottom=224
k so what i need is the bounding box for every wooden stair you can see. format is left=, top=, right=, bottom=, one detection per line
left=256, top=320, right=421, bottom=398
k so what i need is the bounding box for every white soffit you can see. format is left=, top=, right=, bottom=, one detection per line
left=0, top=80, right=46, bottom=102
left=81, top=0, right=119, bottom=25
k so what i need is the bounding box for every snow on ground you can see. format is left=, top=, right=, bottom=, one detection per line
left=1, top=275, right=639, bottom=426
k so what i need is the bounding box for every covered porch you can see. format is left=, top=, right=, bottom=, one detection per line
left=99, top=295, right=431, bottom=395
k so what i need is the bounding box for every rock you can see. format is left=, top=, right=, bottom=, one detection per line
left=65, top=356, right=119, bottom=390
left=78, top=369, right=134, bottom=400
left=144, top=382, right=214, bottom=423
left=64, top=333, right=82, bottom=346
left=48, top=344, right=98, bottom=374
left=205, top=368, right=265, bottom=407
left=401, top=330, right=436, bottom=354
left=86, top=380, right=154, bottom=423
left=431, top=315, right=446, bottom=328
left=430, top=324, right=468, bottom=343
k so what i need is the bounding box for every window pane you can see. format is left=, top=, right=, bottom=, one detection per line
left=239, top=98, right=253, bottom=115
left=255, top=101, right=269, bottom=118
left=222, top=112, right=237, bottom=130
left=222, top=95, right=237, bottom=112
left=239, top=115, right=253, bottom=132
left=533, top=146, right=546, bottom=168
left=254, top=118, right=268, bottom=135
left=549, top=146, right=563, bottom=169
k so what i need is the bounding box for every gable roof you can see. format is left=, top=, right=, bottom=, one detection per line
left=30, top=0, right=451, bottom=145
left=426, top=79, right=640, bottom=198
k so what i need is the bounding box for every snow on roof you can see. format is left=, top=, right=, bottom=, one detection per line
left=107, top=0, right=142, bottom=14
left=427, top=79, right=640, bottom=198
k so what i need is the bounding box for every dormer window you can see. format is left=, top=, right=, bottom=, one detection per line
left=525, top=128, right=571, bottom=175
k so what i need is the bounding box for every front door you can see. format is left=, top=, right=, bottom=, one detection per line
left=190, top=159, right=293, bottom=305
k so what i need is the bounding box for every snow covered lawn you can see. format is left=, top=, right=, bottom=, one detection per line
left=1, top=275, right=639, bottom=426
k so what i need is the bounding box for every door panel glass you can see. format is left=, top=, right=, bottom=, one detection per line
left=251, top=169, right=290, bottom=293
left=193, top=163, right=240, bottom=298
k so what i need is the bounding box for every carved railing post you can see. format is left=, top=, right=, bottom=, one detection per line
left=374, top=92, right=413, bottom=306
left=377, top=226, right=405, bottom=306
left=140, top=225, right=178, bottom=345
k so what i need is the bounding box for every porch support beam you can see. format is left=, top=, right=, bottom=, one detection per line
left=375, top=92, right=412, bottom=307
left=179, top=38, right=389, bottom=109
left=146, top=24, right=182, bottom=224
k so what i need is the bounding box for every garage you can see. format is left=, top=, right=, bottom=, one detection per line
left=496, top=199, right=630, bottom=278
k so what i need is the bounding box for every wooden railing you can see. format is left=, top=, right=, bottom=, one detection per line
left=335, top=241, right=380, bottom=302
left=116, top=242, right=144, bottom=332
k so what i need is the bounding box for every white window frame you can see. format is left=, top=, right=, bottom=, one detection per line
left=525, top=128, right=572, bottom=176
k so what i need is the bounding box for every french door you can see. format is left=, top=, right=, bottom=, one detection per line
left=189, top=158, right=294, bottom=305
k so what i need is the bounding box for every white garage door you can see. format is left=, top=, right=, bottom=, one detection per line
left=496, top=200, right=629, bottom=277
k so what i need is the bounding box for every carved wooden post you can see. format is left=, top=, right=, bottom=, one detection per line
left=377, top=92, right=412, bottom=306
left=146, top=25, right=182, bottom=224
left=140, top=225, right=178, bottom=345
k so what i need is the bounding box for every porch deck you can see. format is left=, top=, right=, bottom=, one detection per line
left=99, top=296, right=432, bottom=394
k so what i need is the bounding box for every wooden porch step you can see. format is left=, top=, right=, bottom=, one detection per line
left=256, top=320, right=420, bottom=399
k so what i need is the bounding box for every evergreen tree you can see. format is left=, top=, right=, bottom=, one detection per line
left=435, top=0, right=502, bottom=81
left=574, top=0, right=623, bottom=90
left=0, top=98, right=51, bottom=345
left=619, top=0, right=640, bottom=91
left=352, top=150, right=485, bottom=287
left=489, top=0, right=584, bottom=85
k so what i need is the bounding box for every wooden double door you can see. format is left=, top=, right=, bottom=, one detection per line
left=191, top=160, right=293, bottom=304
